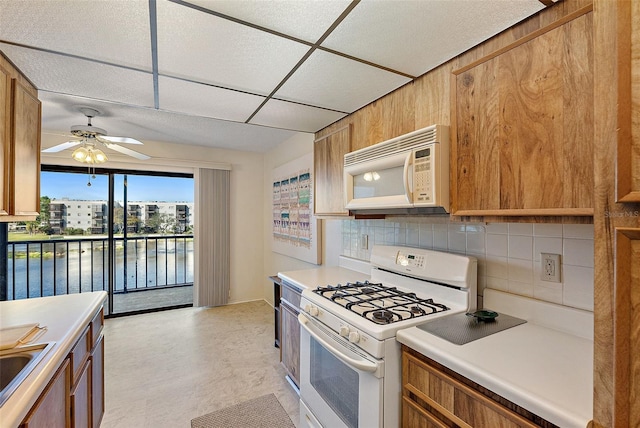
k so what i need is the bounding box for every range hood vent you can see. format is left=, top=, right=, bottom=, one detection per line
left=344, top=125, right=442, bottom=167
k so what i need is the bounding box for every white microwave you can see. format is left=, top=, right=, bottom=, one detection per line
left=343, top=124, right=449, bottom=214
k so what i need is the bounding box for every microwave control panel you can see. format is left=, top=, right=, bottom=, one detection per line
left=413, top=147, right=434, bottom=203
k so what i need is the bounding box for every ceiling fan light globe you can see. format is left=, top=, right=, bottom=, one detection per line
left=93, top=149, right=108, bottom=163
left=72, top=146, right=89, bottom=162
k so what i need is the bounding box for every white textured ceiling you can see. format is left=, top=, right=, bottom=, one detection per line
left=0, top=0, right=546, bottom=154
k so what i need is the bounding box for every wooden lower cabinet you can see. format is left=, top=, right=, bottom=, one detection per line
left=91, top=335, right=105, bottom=428
left=280, top=282, right=301, bottom=389
left=20, top=359, right=71, bottom=428
left=71, top=359, right=91, bottom=428
left=20, top=306, right=104, bottom=428
left=402, top=347, right=554, bottom=428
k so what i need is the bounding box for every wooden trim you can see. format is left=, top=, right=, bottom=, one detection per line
left=449, top=63, right=459, bottom=214
left=452, top=208, right=594, bottom=217
left=402, top=395, right=456, bottom=428
left=314, top=124, right=352, bottom=143
left=452, top=4, right=594, bottom=75
left=613, top=227, right=640, bottom=427
left=615, top=0, right=639, bottom=202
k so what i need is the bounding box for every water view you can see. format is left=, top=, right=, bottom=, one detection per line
left=7, top=236, right=194, bottom=300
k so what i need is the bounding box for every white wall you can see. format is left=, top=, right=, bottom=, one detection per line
left=262, top=133, right=343, bottom=306
left=41, top=135, right=265, bottom=305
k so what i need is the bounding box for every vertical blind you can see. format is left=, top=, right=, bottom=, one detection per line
left=193, top=168, right=230, bottom=307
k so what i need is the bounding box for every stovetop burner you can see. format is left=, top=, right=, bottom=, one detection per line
left=313, top=280, right=449, bottom=325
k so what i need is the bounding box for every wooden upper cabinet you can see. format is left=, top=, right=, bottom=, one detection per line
left=616, top=0, right=640, bottom=202
left=11, top=79, right=41, bottom=217
left=314, top=124, right=351, bottom=216
left=0, top=55, right=41, bottom=221
left=451, top=6, right=594, bottom=217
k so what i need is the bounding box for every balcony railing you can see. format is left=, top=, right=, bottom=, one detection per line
left=6, top=235, right=194, bottom=301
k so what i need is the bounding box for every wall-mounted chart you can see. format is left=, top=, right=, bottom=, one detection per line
left=272, top=152, right=321, bottom=264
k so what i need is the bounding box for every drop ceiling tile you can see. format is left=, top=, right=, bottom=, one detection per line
left=156, top=0, right=310, bottom=94
left=0, top=43, right=155, bottom=108
left=275, top=49, right=411, bottom=112
left=40, top=93, right=298, bottom=153
left=321, top=0, right=545, bottom=77
left=250, top=99, right=346, bottom=133
left=186, top=0, right=352, bottom=43
left=0, top=0, right=151, bottom=70
left=158, top=76, right=265, bottom=122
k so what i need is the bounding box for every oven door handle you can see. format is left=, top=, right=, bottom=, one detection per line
left=298, top=313, right=379, bottom=373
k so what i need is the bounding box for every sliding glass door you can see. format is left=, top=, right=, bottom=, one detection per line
left=4, top=166, right=194, bottom=316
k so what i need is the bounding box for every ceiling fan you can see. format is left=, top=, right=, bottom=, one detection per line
left=42, top=107, right=151, bottom=163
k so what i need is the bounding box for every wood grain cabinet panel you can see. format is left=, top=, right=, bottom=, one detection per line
left=10, top=79, right=41, bottom=217
left=402, top=349, right=545, bottom=428
left=20, top=359, right=71, bottom=428
left=0, top=53, right=41, bottom=221
left=313, top=125, right=351, bottom=216
left=280, top=297, right=300, bottom=388
left=70, top=359, right=91, bottom=428
left=451, top=6, right=594, bottom=217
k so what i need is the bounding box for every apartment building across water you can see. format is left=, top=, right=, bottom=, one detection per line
left=49, top=199, right=193, bottom=235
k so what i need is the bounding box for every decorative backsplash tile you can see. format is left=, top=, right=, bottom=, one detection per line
left=340, top=218, right=594, bottom=312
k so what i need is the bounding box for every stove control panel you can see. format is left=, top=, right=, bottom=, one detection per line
left=395, top=251, right=425, bottom=269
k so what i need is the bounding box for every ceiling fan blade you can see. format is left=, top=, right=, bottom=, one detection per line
left=98, top=135, right=143, bottom=145
left=42, top=141, right=81, bottom=153
left=103, top=142, right=150, bottom=160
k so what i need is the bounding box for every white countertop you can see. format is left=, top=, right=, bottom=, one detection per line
left=397, top=289, right=593, bottom=428
left=278, top=256, right=371, bottom=291
left=0, top=291, right=107, bottom=428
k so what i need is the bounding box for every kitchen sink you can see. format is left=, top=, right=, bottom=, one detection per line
left=0, top=342, right=55, bottom=407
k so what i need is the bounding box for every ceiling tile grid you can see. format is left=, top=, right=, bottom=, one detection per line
left=187, top=0, right=353, bottom=44
left=274, top=49, right=412, bottom=113
left=0, top=0, right=152, bottom=71
left=0, top=0, right=549, bottom=152
left=156, top=0, right=311, bottom=95
left=250, top=98, right=347, bottom=132
left=0, top=44, right=156, bottom=108
left=158, top=76, right=266, bottom=122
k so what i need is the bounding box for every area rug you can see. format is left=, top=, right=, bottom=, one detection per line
left=191, top=393, right=295, bottom=428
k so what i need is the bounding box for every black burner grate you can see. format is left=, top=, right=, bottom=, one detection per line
left=313, top=281, right=449, bottom=324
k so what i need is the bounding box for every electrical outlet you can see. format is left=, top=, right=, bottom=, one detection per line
left=361, top=234, right=369, bottom=250
left=541, top=253, right=561, bottom=283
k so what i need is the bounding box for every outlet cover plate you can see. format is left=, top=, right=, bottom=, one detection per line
left=541, top=252, right=561, bottom=283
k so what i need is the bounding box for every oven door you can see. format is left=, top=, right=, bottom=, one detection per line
left=298, top=313, right=383, bottom=428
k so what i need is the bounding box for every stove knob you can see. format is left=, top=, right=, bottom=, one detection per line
left=348, top=331, right=360, bottom=343
left=309, top=306, right=319, bottom=317
left=304, top=304, right=312, bottom=314
left=339, top=326, right=350, bottom=337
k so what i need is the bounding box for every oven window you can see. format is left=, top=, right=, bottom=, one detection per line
left=310, top=337, right=359, bottom=428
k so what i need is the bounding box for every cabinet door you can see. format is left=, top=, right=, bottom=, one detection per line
left=70, top=359, right=91, bottom=428
left=11, top=78, right=40, bottom=217
left=21, top=358, right=71, bottom=428
left=91, top=335, right=105, bottom=428
left=0, top=65, right=11, bottom=216
left=314, top=125, right=351, bottom=216
left=451, top=7, right=594, bottom=218
left=280, top=301, right=300, bottom=387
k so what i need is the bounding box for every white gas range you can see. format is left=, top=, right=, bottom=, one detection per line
left=294, top=245, right=477, bottom=428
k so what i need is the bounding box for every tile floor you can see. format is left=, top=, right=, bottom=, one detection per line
left=100, top=300, right=300, bottom=428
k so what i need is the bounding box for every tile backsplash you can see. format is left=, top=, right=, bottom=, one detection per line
left=341, top=218, right=594, bottom=312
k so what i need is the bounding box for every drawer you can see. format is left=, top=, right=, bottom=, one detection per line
left=403, top=352, right=538, bottom=428
left=90, top=308, right=104, bottom=346
left=69, top=326, right=90, bottom=385
left=281, top=284, right=301, bottom=309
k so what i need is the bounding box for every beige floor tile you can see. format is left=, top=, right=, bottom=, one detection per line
left=100, top=301, right=299, bottom=427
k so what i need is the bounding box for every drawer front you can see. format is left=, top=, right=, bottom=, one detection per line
left=70, top=326, right=90, bottom=384
left=281, top=284, right=301, bottom=309
left=403, top=352, right=538, bottom=428
left=90, top=308, right=104, bottom=347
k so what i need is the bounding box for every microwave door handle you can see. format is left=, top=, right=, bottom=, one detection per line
left=298, top=313, right=379, bottom=373
left=403, top=152, right=413, bottom=202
